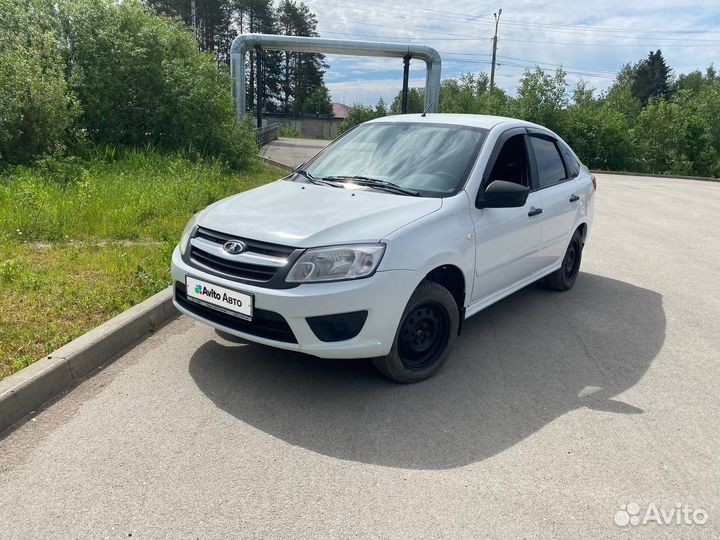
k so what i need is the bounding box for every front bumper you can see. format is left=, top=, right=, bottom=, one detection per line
left=171, top=246, right=420, bottom=358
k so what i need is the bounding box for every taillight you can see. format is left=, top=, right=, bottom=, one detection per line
left=591, top=174, right=597, bottom=191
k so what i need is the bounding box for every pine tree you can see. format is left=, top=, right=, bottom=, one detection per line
left=150, top=0, right=330, bottom=115
left=233, top=0, right=282, bottom=111
left=632, top=49, right=671, bottom=106
left=150, top=0, right=234, bottom=62
left=277, top=0, right=328, bottom=114
left=301, top=86, right=332, bottom=115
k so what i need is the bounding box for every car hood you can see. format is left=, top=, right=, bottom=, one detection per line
left=199, top=179, right=442, bottom=247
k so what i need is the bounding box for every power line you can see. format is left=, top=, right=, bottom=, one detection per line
left=498, top=16, right=720, bottom=35
left=314, top=10, right=720, bottom=46
left=496, top=55, right=617, bottom=75
left=499, top=36, right=720, bottom=46
left=446, top=58, right=617, bottom=79
left=308, top=0, right=720, bottom=40
left=307, top=0, right=494, bottom=27
left=309, top=5, right=716, bottom=88
left=319, top=30, right=485, bottom=42
left=319, top=27, right=720, bottom=47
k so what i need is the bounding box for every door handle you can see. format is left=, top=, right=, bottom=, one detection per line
left=569, top=194, right=580, bottom=202
left=528, top=207, right=543, bottom=217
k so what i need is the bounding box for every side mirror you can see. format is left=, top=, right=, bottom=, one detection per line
left=476, top=180, right=530, bottom=208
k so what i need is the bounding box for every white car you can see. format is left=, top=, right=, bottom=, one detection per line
left=172, top=114, right=595, bottom=382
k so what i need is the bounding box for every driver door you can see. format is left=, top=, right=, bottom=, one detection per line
left=469, top=129, right=544, bottom=303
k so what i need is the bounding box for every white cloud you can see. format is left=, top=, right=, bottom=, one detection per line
left=303, top=0, right=720, bottom=105
left=326, top=77, right=426, bottom=105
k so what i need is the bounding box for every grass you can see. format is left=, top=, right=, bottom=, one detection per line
left=277, top=125, right=304, bottom=138
left=0, top=147, right=285, bottom=379
left=0, top=147, right=282, bottom=242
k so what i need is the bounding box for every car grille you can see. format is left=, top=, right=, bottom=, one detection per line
left=175, top=282, right=297, bottom=343
left=189, top=226, right=296, bottom=283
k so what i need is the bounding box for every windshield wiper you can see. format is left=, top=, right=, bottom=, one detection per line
left=294, top=168, right=343, bottom=188
left=321, top=175, right=420, bottom=196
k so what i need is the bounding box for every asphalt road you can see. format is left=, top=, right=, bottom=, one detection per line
left=1, top=171, right=719, bottom=539
left=259, top=137, right=331, bottom=169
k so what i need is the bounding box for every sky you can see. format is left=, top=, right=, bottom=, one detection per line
left=297, top=0, right=720, bottom=106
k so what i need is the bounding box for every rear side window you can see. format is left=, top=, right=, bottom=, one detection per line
left=530, top=135, right=567, bottom=188
left=560, top=143, right=580, bottom=178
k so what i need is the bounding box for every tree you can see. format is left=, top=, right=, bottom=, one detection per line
left=0, top=0, right=80, bottom=166
left=389, top=87, right=425, bottom=114
left=233, top=0, right=283, bottom=111
left=439, top=74, right=485, bottom=113
left=374, top=98, right=388, bottom=116
left=563, top=81, right=633, bottom=171
left=150, top=0, right=235, bottom=63
left=300, top=85, right=332, bottom=115
left=632, top=97, right=690, bottom=174
left=337, top=104, right=384, bottom=134
left=276, top=0, right=328, bottom=114
left=437, top=72, right=511, bottom=116
left=513, top=67, right=568, bottom=133
left=62, top=0, right=256, bottom=167
left=151, top=0, right=329, bottom=115
left=604, top=64, right=643, bottom=126
left=631, top=49, right=671, bottom=106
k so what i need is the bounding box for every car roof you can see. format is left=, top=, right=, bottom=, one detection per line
left=366, top=113, right=546, bottom=131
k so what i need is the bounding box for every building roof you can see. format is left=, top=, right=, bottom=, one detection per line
left=331, top=102, right=351, bottom=119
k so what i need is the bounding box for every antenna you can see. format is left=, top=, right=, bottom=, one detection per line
left=420, top=100, right=434, bottom=117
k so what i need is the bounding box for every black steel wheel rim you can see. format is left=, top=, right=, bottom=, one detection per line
left=563, top=239, right=580, bottom=281
left=398, top=301, right=450, bottom=371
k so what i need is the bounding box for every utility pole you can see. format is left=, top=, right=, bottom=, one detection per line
left=490, top=8, right=502, bottom=92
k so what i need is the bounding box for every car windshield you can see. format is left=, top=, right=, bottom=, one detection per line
left=300, top=122, right=487, bottom=197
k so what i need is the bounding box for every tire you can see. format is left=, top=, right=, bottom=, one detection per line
left=373, top=280, right=460, bottom=383
left=544, top=229, right=583, bottom=291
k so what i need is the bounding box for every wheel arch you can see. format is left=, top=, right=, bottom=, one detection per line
left=576, top=222, right=588, bottom=243
left=423, top=264, right=466, bottom=334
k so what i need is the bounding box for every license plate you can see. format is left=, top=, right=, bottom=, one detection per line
left=185, top=276, right=253, bottom=321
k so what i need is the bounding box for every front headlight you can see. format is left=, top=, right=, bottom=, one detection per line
left=179, top=212, right=200, bottom=255
left=286, top=244, right=385, bottom=283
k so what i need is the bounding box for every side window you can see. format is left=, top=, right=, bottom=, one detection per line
left=560, top=143, right=580, bottom=178
left=487, top=134, right=530, bottom=188
left=529, top=135, right=567, bottom=188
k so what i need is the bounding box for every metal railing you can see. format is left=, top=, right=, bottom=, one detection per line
left=254, top=123, right=279, bottom=147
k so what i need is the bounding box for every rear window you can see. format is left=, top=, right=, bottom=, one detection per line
left=530, top=135, right=567, bottom=188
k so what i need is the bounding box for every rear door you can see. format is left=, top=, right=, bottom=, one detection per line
left=527, top=131, right=581, bottom=269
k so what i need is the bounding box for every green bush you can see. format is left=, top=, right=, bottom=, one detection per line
left=0, top=0, right=256, bottom=169
left=562, top=82, right=633, bottom=171
left=61, top=0, right=256, bottom=168
left=512, top=67, right=568, bottom=135
left=0, top=0, right=81, bottom=166
left=337, top=102, right=387, bottom=135
left=278, top=125, right=303, bottom=138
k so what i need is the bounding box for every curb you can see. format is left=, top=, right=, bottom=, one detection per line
left=0, top=286, right=178, bottom=435
left=257, top=154, right=294, bottom=172
left=592, top=170, right=719, bottom=182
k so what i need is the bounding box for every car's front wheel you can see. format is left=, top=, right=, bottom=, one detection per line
left=373, top=280, right=459, bottom=383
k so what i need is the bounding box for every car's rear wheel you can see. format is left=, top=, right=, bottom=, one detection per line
left=545, top=229, right=583, bottom=291
left=373, top=280, right=459, bottom=383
